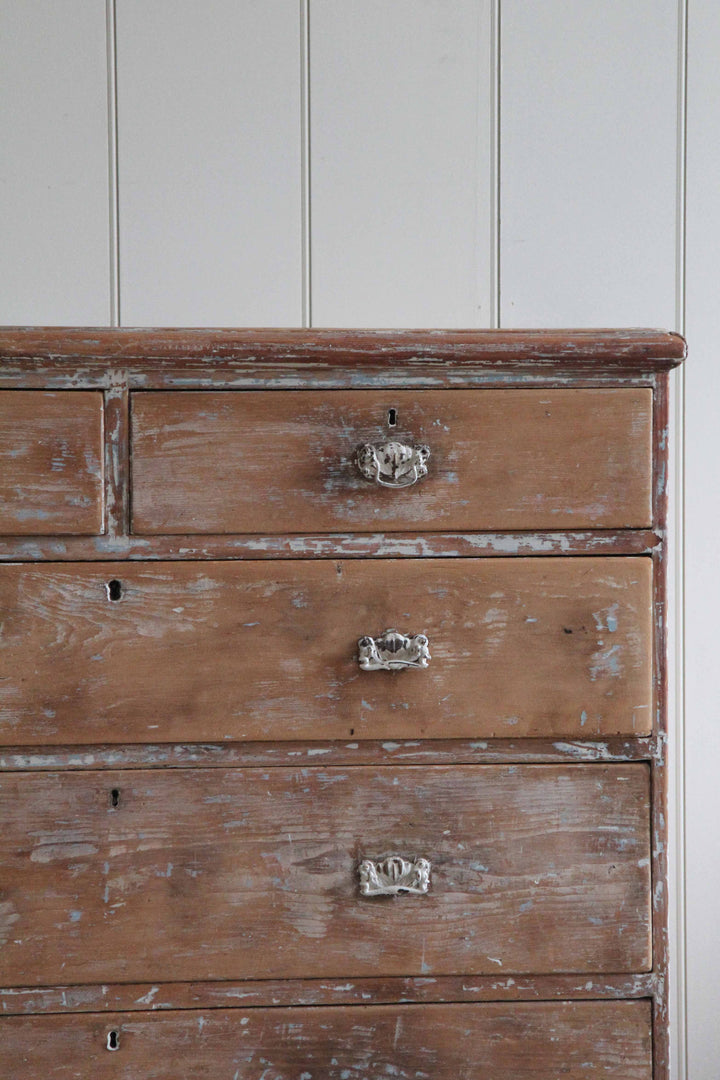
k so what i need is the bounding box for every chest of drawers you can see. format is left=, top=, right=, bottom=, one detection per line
left=0, top=327, right=685, bottom=1079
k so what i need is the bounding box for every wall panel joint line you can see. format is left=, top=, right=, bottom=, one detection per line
left=106, top=0, right=120, bottom=328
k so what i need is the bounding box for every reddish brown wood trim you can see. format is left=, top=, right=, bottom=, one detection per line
left=650, top=374, right=671, bottom=1080
left=103, top=381, right=129, bottom=537
left=0, top=369, right=667, bottom=390
left=0, top=1002, right=656, bottom=1080
left=0, top=529, right=662, bottom=561
left=0, top=327, right=687, bottom=371
left=0, top=973, right=657, bottom=1016
left=0, top=735, right=657, bottom=772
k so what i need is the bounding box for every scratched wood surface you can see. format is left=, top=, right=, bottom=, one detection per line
left=0, top=325, right=687, bottom=369
left=130, top=388, right=653, bottom=533
left=0, top=1001, right=653, bottom=1079
left=0, top=391, right=103, bottom=535
left=0, top=528, right=662, bottom=563
left=0, top=557, right=652, bottom=745
left=0, top=973, right=657, bottom=1015
left=0, top=330, right=680, bottom=1078
left=0, top=764, right=651, bottom=985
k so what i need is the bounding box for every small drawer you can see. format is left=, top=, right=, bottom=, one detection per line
left=0, top=557, right=652, bottom=745
left=0, top=1002, right=653, bottom=1078
left=0, top=391, right=103, bottom=535
left=130, top=388, right=653, bottom=534
left=0, top=764, right=651, bottom=985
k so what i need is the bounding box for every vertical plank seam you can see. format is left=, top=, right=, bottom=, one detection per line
left=106, top=0, right=120, bottom=328
left=300, top=0, right=312, bottom=328
left=672, top=1, right=689, bottom=1076
left=490, top=0, right=501, bottom=329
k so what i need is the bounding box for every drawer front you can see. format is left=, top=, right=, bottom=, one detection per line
left=0, top=391, right=103, bottom=535
left=0, top=764, right=651, bottom=985
left=0, top=557, right=652, bottom=745
left=130, top=388, right=653, bottom=534
left=0, top=1002, right=653, bottom=1079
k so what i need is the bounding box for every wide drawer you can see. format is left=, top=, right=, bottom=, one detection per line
left=0, top=1002, right=653, bottom=1078
left=0, top=764, right=651, bottom=985
left=0, top=557, right=652, bottom=744
left=0, top=390, right=103, bottom=535
left=130, top=388, right=653, bottom=534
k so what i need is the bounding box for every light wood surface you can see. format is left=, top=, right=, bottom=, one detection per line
left=0, top=331, right=678, bottom=1077
left=0, top=391, right=103, bottom=535
left=130, top=388, right=653, bottom=533
left=0, top=764, right=651, bottom=985
left=0, top=1001, right=652, bottom=1078
left=0, top=557, right=652, bottom=744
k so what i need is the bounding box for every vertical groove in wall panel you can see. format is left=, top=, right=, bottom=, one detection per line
left=0, top=0, right=111, bottom=324
left=300, top=0, right=312, bottom=328
left=116, top=0, right=303, bottom=327
left=684, top=0, right=720, bottom=1075
left=310, top=0, right=494, bottom=329
left=669, top=4, right=688, bottom=1076
left=499, top=1, right=679, bottom=328
left=106, top=0, right=120, bottom=327
left=490, top=0, right=501, bottom=330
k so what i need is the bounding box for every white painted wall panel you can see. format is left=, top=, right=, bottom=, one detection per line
left=684, top=1, right=720, bottom=1074
left=116, top=0, right=302, bottom=326
left=500, top=0, right=678, bottom=328
left=310, top=0, right=494, bottom=328
left=0, top=0, right=110, bottom=324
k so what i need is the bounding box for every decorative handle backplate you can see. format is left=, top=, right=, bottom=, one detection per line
left=359, top=856, right=431, bottom=896
left=356, top=441, right=430, bottom=488
left=358, top=629, right=431, bottom=671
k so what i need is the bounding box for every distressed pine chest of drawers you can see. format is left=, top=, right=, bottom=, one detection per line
left=0, top=328, right=685, bottom=1079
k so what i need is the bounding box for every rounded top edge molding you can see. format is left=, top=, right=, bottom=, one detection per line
left=0, top=326, right=686, bottom=373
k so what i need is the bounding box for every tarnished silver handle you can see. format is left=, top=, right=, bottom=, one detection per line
left=359, top=856, right=431, bottom=896
left=356, top=441, right=430, bottom=488
left=358, top=629, right=431, bottom=671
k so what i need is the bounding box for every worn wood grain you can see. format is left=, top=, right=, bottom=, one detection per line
left=0, top=326, right=688, bottom=370
left=0, top=330, right=675, bottom=1076
left=0, top=1001, right=653, bottom=1078
left=130, top=388, right=653, bottom=533
left=0, top=973, right=657, bottom=1015
left=0, top=735, right=655, bottom=773
left=650, top=373, right=671, bottom=1079
left=103, top=383, right=129, bottom=538
left=0, top=557, right=652, bottom=744
left=0, top=528, right=662, bottom=563
left=0, top=391, right=103, bottom=535
left=0, top=764, right=650, bottom=986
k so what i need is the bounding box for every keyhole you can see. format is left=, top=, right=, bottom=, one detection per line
left=106, top=1030, right=119, bottom=1052
left=387, top=408, right=397, bottom=427
left=106, top=579, right=122, bottom=602
left=110, top=788, right=120, bottom=809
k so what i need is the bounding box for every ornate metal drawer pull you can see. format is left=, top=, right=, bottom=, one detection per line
left=356, top=441, right=430, bottom=488
left=359, top=856, right=431, bottom=897
left=358, top=629, right=431, bottom=671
